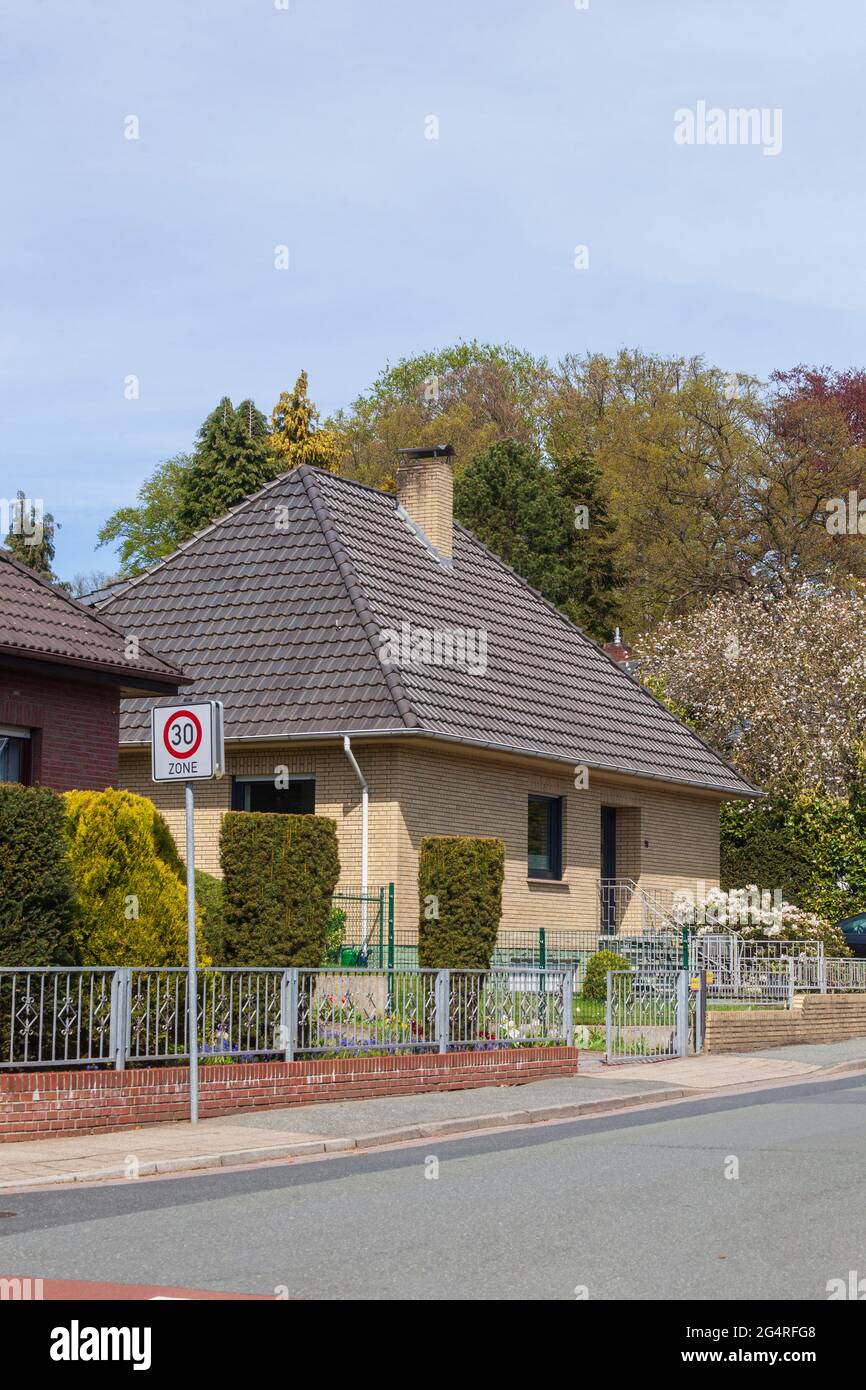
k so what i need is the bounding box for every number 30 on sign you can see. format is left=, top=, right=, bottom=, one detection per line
left=151, top=702, right=225, bottom=783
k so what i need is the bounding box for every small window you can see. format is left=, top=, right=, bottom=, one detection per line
left=0, top=726, right=31, bottom=786
left=231, top=775, right=315, bottom=814
left=528, top=794, right=562, bottom=880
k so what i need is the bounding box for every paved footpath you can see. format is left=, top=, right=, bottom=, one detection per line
left=2, top=1040, right=865, bottom=1192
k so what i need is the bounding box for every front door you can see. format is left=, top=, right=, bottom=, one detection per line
left=600, top=807, right=617, bottom=933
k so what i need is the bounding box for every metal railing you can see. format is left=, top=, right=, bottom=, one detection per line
left=598, top=878, right=679, bottom=936
left=333, top=880, right=686, bottom=975
left=689, top=940, right=866, bottom=1007
left=691, top=936, right=813, bottom=1006
left=0, top=965, right=573, bottom=1070
left=790, top=956, right=866, bottom=993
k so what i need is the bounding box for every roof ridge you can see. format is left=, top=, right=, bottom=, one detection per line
left=296, top=467, right=421, bottom=730
left=98, top=468, right=306, bottom=606
left=99, top=469, right=390, bottom=610
left=450, top=520, right=758, bottom=797
left=0, top=547, right=183, bottom=680
left=311, top=467, right=395, bottom=500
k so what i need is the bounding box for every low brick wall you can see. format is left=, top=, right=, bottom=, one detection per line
left=0, top=1047, right=579, bottom=1143
left=706, top=994, right=866, bottom=1054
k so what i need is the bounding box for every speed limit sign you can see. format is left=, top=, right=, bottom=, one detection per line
left=151, top=701, right=224, bottom=783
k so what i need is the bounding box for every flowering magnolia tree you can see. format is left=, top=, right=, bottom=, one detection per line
left=670, top=885, right=848, bottom=954
left=637, top=583, right=866, bottom=797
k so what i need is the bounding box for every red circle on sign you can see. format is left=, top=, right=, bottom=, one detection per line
left=163, top=710, right=203, bottom=759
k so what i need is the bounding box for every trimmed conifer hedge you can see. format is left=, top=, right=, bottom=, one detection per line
left=0, top=783, right=78, bottom=965
left=64, top=788, right=203, bottom=966
left=220, top=812, right=340, bottom=966
left=418, top=835, right=505, bottom=969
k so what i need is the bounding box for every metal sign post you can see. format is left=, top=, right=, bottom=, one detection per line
left=151, top=701, right=224, bottom=1124
left=185, top=781, right=199, bottom=1122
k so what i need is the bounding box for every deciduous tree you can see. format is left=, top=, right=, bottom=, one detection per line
left=329, top=341, right=551, bottom=491
left=636, top=583, right=866, bottom=798
left=98, top=455, right=193, bottom=576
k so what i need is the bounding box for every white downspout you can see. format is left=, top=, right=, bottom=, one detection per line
left=342, top=736, right=369, bottom=950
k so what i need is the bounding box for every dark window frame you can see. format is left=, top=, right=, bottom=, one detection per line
left=0, top=727, right=32, bottom=787
left=231, top=774, right=315, bottom=814
left=527, top=793, right=563, bottom=880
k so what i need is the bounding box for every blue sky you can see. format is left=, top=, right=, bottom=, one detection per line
left=3, top=0, right=864, bottom=578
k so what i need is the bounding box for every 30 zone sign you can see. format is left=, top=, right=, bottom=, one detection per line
left=151, top=702, right=224, bottom=783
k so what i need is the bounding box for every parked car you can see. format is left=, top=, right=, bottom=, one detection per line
left=834, top=912, right=866, bottom=958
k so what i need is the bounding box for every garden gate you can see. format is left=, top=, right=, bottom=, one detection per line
left=605, top=967, right=696, bottom=1064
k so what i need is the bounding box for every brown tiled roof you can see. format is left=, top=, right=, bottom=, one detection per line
left=100, top=466, right=757, bottom=797
left=0, top=548, right=186, bottom=690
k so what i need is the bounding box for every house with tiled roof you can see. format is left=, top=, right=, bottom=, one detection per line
left=0, top=548, right=187, bottom=792
left=97, top=449, right=757, bottom=941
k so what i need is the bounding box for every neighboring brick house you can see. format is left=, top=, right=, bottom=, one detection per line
left=0, top=549, right=186, bottom=792
left=96, top=449, right=758, bottom=938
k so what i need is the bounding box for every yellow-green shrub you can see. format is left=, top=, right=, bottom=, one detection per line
left=64, top=789, right=208, bottom=966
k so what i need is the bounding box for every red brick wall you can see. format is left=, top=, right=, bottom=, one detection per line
left=0, top=1048, right=580, bottom=1142
left=0, top=668, right=120, bottom=791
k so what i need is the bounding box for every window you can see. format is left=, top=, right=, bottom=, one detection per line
left=528, top=794, right=562, bottom=879
left=231, top=775, right=315, bottom=814
left=0, top=726, right=31, bottom=785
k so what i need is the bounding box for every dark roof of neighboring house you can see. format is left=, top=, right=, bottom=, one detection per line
left=76, top=580, right=130, bottom=608
left=99, top=466, right=757, bottom=797
left=0, top=548, right=187, bottom=692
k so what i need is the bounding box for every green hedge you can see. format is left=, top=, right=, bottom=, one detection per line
left=0, top=784, right=77, bottom=965
left=582, top=950, right=629, bottom=1002
left=418, top=835, right=505, bottom=969
left=721, top=794, right=866, bottom=924
left=220, top=812, right=340, bottom=966
left=195, top=870, right=225, bottom=960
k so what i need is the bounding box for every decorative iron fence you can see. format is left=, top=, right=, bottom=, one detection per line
left=0, top=969, right=117, bottom=1070
left=0, top=965, right=573, bottom=1070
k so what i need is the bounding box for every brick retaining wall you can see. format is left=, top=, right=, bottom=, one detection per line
left=0, top=1047, right=579, bottom=1143
left=705, top=994, right=866, bottom=1053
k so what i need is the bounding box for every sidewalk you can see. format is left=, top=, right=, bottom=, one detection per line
left=2, top=1040, right=865, bottom=1192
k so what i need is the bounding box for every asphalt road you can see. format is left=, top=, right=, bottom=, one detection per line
left=3, top=1074, right=866, bottom=1300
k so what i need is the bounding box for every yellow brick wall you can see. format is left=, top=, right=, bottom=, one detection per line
left=118, top=744, right=399, bottom=891
left=391, top=745, right=721, bottom=938
left=119, top=739, right=721, bottom=943
left=395, top=458, right=454, bottom=558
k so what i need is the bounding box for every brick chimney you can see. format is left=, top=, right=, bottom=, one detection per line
left=396, top=445, right=455, bottom=561
left=602, top=627, right=632, bottom=665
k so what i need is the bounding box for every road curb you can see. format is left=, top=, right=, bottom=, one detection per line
left=0, top=1087, right=687, bottom=1190
left=3, top=1063, right=863, bottom=1191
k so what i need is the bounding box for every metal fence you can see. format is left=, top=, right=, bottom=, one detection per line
left=0, top=965, right=573, bottom=1070
left=792, top=956, right=866, bottom=993
left=689, top=937, right=866, bottom=1007
left=331, top=879, right=687, bottom=976
left=690, top=938, right=800, bottom=1006
left=605, top=968, right=690, bottom=1064
left=327, top=885, right=418, bottom=970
